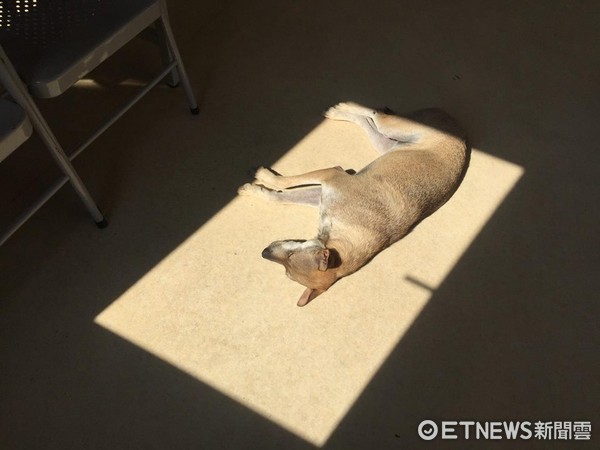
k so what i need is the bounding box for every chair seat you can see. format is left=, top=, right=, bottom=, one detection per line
left=0, top=0, right=160, bottom=98
left=0, top=99, right=32, bottom=161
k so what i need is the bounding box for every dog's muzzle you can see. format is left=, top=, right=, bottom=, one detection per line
left=262, top=239, right=308, bottom=263
left=261, top=247, right=273, bottom=260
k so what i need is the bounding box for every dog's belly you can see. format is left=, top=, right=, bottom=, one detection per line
left=321, top=179, right=414, bottom=248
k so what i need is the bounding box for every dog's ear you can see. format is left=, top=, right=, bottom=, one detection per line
left=297, top=287, right=324, bottom=307
left=317, top=248, right=330, bottom=271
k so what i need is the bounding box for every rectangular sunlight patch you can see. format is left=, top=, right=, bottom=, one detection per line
left=96, top=120, right=524, bottom=446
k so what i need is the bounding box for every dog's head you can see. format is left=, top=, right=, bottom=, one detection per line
left=262, top=239, right=339, bottom=306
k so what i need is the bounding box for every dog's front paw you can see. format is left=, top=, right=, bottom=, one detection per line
left=238, top=183, right=257, bottom=196
left=238, top=182, right=276, bottom=201
left=254, top=166, right=278, bottom=186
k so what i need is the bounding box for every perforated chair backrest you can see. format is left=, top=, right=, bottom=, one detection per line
left=0, top=0, right=160, bottom=98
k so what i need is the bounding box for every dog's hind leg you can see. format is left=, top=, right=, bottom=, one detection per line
left=346, top=107, right=463, bottom=146
left=326, top=103, right=437, bottom=154
left=238, top=183, right=321, bottom=207
left=325, top=102, right=378, bottom=119
left=325, top=103, right=417, bottom=154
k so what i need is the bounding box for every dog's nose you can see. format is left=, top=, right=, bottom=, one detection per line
left=261, top=247, right=272, bottom=259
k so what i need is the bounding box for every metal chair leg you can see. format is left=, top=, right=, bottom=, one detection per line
left=0, top=46, right=107, bottom=229
left=154, top=21, right=181, bottom=88
left=158, top=0, right=199, bottom=115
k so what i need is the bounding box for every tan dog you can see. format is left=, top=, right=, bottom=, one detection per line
left=238, top=102, right=469, bottom=306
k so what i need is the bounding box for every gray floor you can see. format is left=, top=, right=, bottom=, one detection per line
left=1, top=1, right=598, bottom=449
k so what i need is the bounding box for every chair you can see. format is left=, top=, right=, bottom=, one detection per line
left=0, top=0, right=198, bottom=245
left=0, top=99, right=32, bottom=163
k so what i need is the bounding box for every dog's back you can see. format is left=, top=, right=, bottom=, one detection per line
left=321, top=108, right=468, bottom=255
